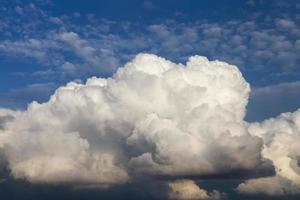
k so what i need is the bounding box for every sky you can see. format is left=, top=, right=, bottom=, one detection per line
left=0, top=0, right=300, bottom=200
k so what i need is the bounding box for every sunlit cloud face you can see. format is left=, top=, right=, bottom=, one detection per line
left=1, top=54, right=300, bottom=198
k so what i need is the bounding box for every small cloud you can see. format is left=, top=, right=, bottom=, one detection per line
left=276, top=18, right=295, bottom=30
left=49, top=17, right=63, bottom=25
left=61, top=62, right=76, bottom=73
left=168, top=180, right=222, bottom=200
left=32, top=69, right=56, bottom=76
left=15, top=6, right=23, bottom=14
left=143, top=1, right=156, bottom=10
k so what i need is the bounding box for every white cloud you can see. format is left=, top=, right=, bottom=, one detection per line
left=57, top=31, right=119, bottom=73
left=0, top=108, right=16, bottom=130
left=0, top=54, right=264, bottom=189
left=168, top=180, right=222, bottom=200
left=202, top=25, right=222, bottom=37
left=0, top=53, right=300, bottom=198
left=237, top=176, right=300, bottom=196
left=49, top=17, right=63, bottom=25
left=0, top=39, right=47, bottom=60
left=238, top=109, right=300, bottom=195
left=58, top=32, right=96, bottom=61
left=1, top=6, right=300, bottom=79
left=61, top=62, right=76, bottom=73
left=276, top=19, right=296, bottom=30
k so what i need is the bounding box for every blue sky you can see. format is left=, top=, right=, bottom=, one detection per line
left=0, top=0, right=300, bottom=121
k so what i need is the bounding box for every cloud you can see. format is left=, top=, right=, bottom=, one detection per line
left=0, top=108, right=15, bottom=130
left=0, top=53, right=300, bottom=198
left=0, top=54, right=265, bottom=190
left=276, top=19, right=296, bottom=30
left=1, top=1, right=299, bottom=83
left=143, top=1, right=157, bottom=10
left=168, top=180, right=222, bottom=200
left=0, top=39, right=49, bottom=60
left=237, top=109, right=300, bottom=195
left=57, top=31, right=120, bottom=73
left=237, top=176, right=300, bottom=196
left=49, top=17, right=63, bottom=25
left=61, top=62, right=76, bottom=73
left=58, top=32, right=98, bottom=65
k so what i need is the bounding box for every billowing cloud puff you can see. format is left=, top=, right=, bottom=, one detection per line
left=168, top=179, right=222, bottom=200
left=0, top=53, right=299, bottom=198
left=0, top=108, right=16, bottom=129
left=237, top=176, right=300, bottom=196
left=0, top=54, right=263, bottom=185
left=237, top=109, right=300, bottom=195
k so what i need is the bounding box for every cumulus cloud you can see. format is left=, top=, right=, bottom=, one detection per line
left=0, top=54, right=264, bottom=186
left=0, top=53, right=299, bottom=198
left=168, top=180, right=222, bottom=200
left=237, top=176, right=300, bottom=196
left=237, top=109, right=300, bottom=195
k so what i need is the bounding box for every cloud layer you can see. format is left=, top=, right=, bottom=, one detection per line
left=0, top=54, right=300, bottom=198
